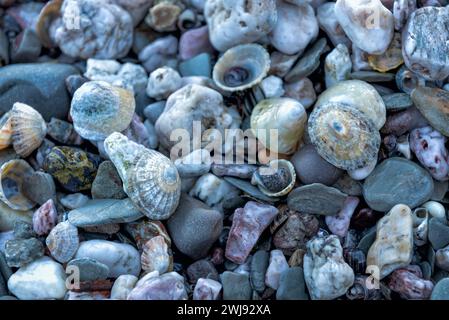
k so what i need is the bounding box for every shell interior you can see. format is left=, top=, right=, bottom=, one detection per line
left=252, top=159, right=296, bottom=197
left=308, top=102, right=381, bottom=171
left=213, top=44, right=270, bottom=92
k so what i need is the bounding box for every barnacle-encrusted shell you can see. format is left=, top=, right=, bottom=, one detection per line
left=0, top=112, right=12, bottom=150
left=308, top=102, right=381, bottom=171
left=213, top=44, right=270, bottom=92
left=251, top=159, right=296, bottom=197
left=104, top=132, right=181, bottom=220
left=46, top=220, right=79, bottom=263
left=251, top=98, right=307, bottom=155
left=70, top=81, right=135, bottom=141
left=0, top=159, right=36, bottom=211
left=10, top=103, right=47, bottom=157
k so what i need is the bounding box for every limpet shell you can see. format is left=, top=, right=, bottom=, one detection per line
left=46, top=220, right=79, bottom=263
left=0, top=112, right=12, bottom=151
left=104, top=132, right=181, bottom=220
left=367, top=33, right=404, bottom=72
left=251, top=160, right=296, bottom=197
left=10, top=103, right=47, bottom=158
left=0, top=159, right=36, bottom=211
left=213, top=44, right=270, bottom=92
left=308, top=102, right=381, bottom=171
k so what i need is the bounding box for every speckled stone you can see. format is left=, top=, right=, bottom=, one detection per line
left=186, top=259, right=219, bottom=284
left=412, top=87, right=449, bottom=137
left=4, top=238, right=44, bottom=268
left=91, top=161, right=127, bottom=200
left=363, top=158, right=434, bottom=212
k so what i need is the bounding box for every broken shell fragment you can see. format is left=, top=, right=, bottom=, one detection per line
left=0, top=112, right=12, bottom=151
left=251, top=160, right=296, bottom=197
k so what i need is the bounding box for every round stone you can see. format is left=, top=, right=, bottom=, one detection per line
left=431, top=278, right=449, bottom=300
left=412, top=87, right=449, bottom=137
left=67, top=258, right=110, bottom=282
left=363, top=157, right=434, bottom=212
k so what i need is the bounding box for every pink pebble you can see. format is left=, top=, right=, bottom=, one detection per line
left=32, top=199, right=58, bottom=236
left=325, top=196, right=360, bottom=238
left=179, top=26, right=215, bottom=61
left=193, top=278, right=222, bottom=300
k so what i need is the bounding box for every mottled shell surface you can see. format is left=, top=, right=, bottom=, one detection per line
left=46, top=220, right=79, bottom=263
left=315, top=80, right=386, bottom=130
left=251, top=98, right=307, bottom=155
left=367, top=33, right=403, bottom=72
left=213, top=44, right=270, bottom=92
left=0, top=112, right=12, bottom=150
left=251, top=159, right=296, bottom=197
left=0, top=159, right=36, bottom=211
left=104, top=132, right=181, bottom=220
left=10, top=103, right=47, bottom=157
left=308, top=102, right=381, bottom=171
left=70, top=81, right=136, bottom=141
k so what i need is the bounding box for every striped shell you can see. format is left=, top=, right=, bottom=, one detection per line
left=141, top=235, right=172, bottom=274
left=46, top=221, right=79, bottom=263
left=32, top=199, right=58, bottom=236
left=104, top=132, right=181, bottom=220
left=0, top=159, right=36, bottom=211
left=308, top=102, right=381, bottom=171
left=0, top=112, right=13, bottom=150
left=10, top=103, right=47, bottom=157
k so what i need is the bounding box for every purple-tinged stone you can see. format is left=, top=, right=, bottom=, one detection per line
left=326, top=197, right=360, bottom=238
left=193, top=278, right=222, bottom=300
left=127, top=272, right=188, bottom=300
left=179, top=26, right=214, bottom=61
left=265, top=250, right=289, bottom=290
left=381, top=107, right=429, bottom=136
left=388, top=265, right=434, bottom=299
left=225, top=201, right=278, bottom=264
left=186, top=259, right=219, bottom=284
left=32, top=199, right=57, bottom=236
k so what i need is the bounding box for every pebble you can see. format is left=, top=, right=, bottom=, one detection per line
left=260, top=76, right=284, bottom=98
left=250, top=250, right=269, bottom=293
left=74, top=240, right=141, bottom=278
left=186, top=259, right=219, bottom=284
left=431, top=278, right=449, bottom=300
left=276, top=267, right=308, bottom=300
left=436, top=246, right=449, bottom=271
left=367, top=204, right=414, bottom=279
left=143, top=101, right=166, bottom=124
left=0, top=63, right=78, bottom=121
left=0, top=201, right=33, bottom=232
left=350, top=71, right=396, bottom=82
left=13, top=220, right=35, bottom=239
left=265, top=250, right=289, bottom=290
left=423, top=201, right=446, bottom=220
left=333, top=174, right=363, bottom=196
left=291, top=145, right=343, bottom=186
left=335, top=0, right=394, bottom=55
left=91, top=161, right=127, bottom=200
left=60, top=193, right=89, bottom=210
left=110, top=274, right=138, bottom=300
left=138, top=35, right=178, bottom=73
left=412, top=87, right=449, bottom=137
left=179, top=25, right=214, bottom=61
left=127, top=271, right=188, bottom=300
left=179, top=53, right=212, bottom=78
left=283, top=78, right=316, bottom=109
left=189, top=173, right=240, bottom=207
left=382, top=93, right=413, bottom=111
left=388, top=266, right=434, bottom=299
left=174, top=149, right=212, bottom=178
left=146, top=67, right=182, bottom=100
left=10, top=28, right=41, bottom=63
left=287, top=183, right=347, bottom=216
left=4, top=238, right=44, bottom=268
left=193, top=278, right=222, bottom=300
left=67, top=258, right=110, bottom=282
left=167, top=194, right=223, bottom=260
left=304, top=235, right=354, bottom=300
left=125, top=220, right=172, bottom=251
left=220, top=271, right=252, bottom=300
left=363, top=158, right=434, bottom=212
left=325, top=44, right=352, bottom=88
left=46, top=118, right=82, bottom=146
left=316, top=2, right=352, bottom=48
left=428, top=218, right=449, bottom=250
left=225, top=201, right=278, bottom=264
left=7, top=257, right=67, bottom=300
left=68, top=199, right=143, bottom=227
left=326, top=196, right=360, bottom=238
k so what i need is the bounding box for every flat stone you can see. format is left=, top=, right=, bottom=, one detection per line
left=91, top=161, right=127, bottom=200
left=350, top=71, right=395, bottom=82
left=412, top=87, right=449, bottom=137
left=287, top=183, right=347, bottom=216
left=179, top=53, right=211, bottom=77
left=428, top=218, right=449, bottom=250
left=4, top=238, right=44, bottom=268
left=67, top=258, right=110, bottom=282
left=382, top=93, right=413, bottom=111
left=363, top=157, right=434, bottom=212
left=223, top=177, right=278, bottom=202
left=68, top=199, right=143, bottom=227
left=60, top=193, right=89, bottom=210
left=186, top=259, right=219, bottom=284
left=276, top=267, right=308, bottom=300
left=250, top=250, right=269, bottom=293
left=22, top=172, right=56, bottom=205
left=0, top=63, right=78, bottom=121
left=431, top=278, right=449, bottom=300
left=220, top=271, right=252, bottom=300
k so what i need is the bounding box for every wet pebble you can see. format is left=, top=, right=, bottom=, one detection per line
left=276, top=267, right=308, bottom=300
left=67, top=258, right=110, bottom=282
left=220, top=271, right=252, bottom=300
left=127, top=271, right=188, bottom=300
left=250, top=250, right=269, bottom=293
left=91, top=161, right=127, bottom=200
left=428, top=218, right=449, bottom=250
left=4, top=237, right=44, bottom=268
left=193, top=278, right=222, bottom=300
left=187, top=259, right=219, bottom=284
left=431, top=278, right=449, bottom=300
left=110, top=274, right=138, bottom=300
left=265, top=250, right=289, bottom=290
left=60, top=193, right=89, bottom=210
left=382, top=93, right=413, bottom=111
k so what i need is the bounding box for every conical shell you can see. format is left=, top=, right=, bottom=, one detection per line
left=251, top=159, right=296, bottom=197
left=10, top=103, right=47, bottom=157
left=308, top=102, right=381, bottom=171
left=46, top=220, right=79, bottom=263
left=104, top=132, right=181, bottom=220
left=0, top=159, right=36, bottom=211
left=0, top=112, right=12, bottom=150
left=213, top=44, right=270, bottom=92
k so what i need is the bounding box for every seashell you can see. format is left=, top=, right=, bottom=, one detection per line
left=346, top=275, right=383, bottom=300
left=145, top=0, right=184, bottom=33
left=104, top=132, right=181, bottom=220
left=396, top=134, right=412, bottom=160
left=0, top=112, right=13, bottom=151
left=422, top=201, right=446, bottom=220
left=251, top=160, right=296, bottom=197
left=395, top=65, right=427, bottom=94
left=70, top=81, right=135, bottom=141
left=32, top=199, right=58, bottom=236
left=212, top=44, right=270, bottom=92
left=177, top=8, right=200, bottom=32
left=0, top=159, right=36, bottom=211
left=251, top=98, right=307, bottom=155
left=10, top=103, right=47, bottom=158
left=35, top=0, right=62, bottom=48
left=46, top=221, right=79, bottom=263
left=412, top=207, right=429, bottom=246
left=367, top=33, right=403, bottom=73
left=348, top=159, right=377, bottom=181
left=308, top=102, right=381, bottom=171
left=141, top=235, right=172, bottom=274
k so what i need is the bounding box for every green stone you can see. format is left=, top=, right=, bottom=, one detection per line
left=179, top=53, right=211, bottom=77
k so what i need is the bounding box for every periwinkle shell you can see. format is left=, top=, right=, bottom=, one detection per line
left=104, top=132, right=181, bottom=220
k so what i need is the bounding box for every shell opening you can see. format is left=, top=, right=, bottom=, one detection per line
left=223, top=67, right=250, bottom=87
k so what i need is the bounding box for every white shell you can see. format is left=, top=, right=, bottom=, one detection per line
left=422, top=201, right=446, bottom=220
left=46, top=221, right=79, bottom=263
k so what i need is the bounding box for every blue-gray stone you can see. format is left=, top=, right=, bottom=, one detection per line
left=431, top=278, right=449, bottom=300
left=67, top=258, right=110, bottom=281
left=250, top=250, right=269, bottom=293
left=429, top=218, right=449, bottom=250
left=143, top=101, right=166, bottom=124
left=221, top=271, right=252, bottom=300
left=357, top=227, right=377, bottom=255
left=179, top=53, right=212, bottom=77
left=10, top=29, right=42, bottom=63
left=276, top=267, right=308, bottom=300
left=4, top=238, right=44, bottom=268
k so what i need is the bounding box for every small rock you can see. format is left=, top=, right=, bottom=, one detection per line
left=326, top=196, right=360, bottom=238
left=7, top=257, right=67, bottom=300
left=436, top=246, right=449, bottom=271
left=138, top=35, right=178, bottom=73
left=388, top=266, right=434, bottom=299
left=91, top=161, right=127, bottom=200
left=283, top=78, right=316, bottom=109
left=193, top=278, right=222, bottom=300
left=60, top=193, right=89, bottom=210
left=316, top=2, right=352, bottom=48
left=127, top=271, right=188, bottom=300
left=179, top=25, right=214, bottom=61
left=220, top=271, right=252, bottom=300
left=187, top=259, right=219, bottom=284
left=259, top=76, right=284, bottom=98
left=10, top=28, right=41, bottom=63
left=13, top=221, right=35, bottom=239
left=22, top=171, right=56, bottom=205
left=74, top=240, right=141, bottom=278
left=68, top=199, right=143, bottom=227
left=67, top=258, right=110, bottom=282
left=383, top=93, right=413, bottom=111
left=146, top=67, right=182, bottom=100
left=179, top=53, right=212, bottom=78
left=250, top=250, right=269, bottom=293
left=225, top=201, right=278, bottom=264
left=4, top=238, right=44, bottom=268
left=110, top=274, right=138, bottom=300
left=276, top=267, right=308, bottom=300
left=325, top=44, right=352, bottom=88
left=143, top=101, right=166, bottom=124
left=287, top=183, right=347, bottom=216
left=174, top=149, right=212, bottom=178
left=431, top=278, right=449, bottom=300
left=265, top=250, right=289, bottom=290
left=428, top=218, right=449, bottom=250
left=167, top=194, right=223, bottom=260
left=46, top=118, right=82, bottom=146
left=412, top=87, right=449, bottom=137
